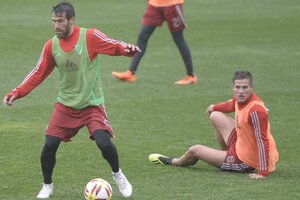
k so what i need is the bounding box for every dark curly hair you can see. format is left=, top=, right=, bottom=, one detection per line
left=52, top=1, right=75, bottom=20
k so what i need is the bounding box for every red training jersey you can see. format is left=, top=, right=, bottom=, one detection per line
left=10, top=26, right=132, bottom=99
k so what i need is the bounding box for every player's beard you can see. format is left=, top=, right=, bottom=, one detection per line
left=56, top=24, right=71, bottom=39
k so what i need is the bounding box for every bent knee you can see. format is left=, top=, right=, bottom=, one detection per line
left=209, top=111, right=223, bottom=120
left=187, top=145, right=205, bottom=156
left=44, top=136, right=61, bottom=150
left=209, top=111, right=233, bottom=124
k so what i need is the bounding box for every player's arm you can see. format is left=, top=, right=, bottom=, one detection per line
left=206, top=98, right=236, bottom=116
left=3, top=40, right=55, bottom=106
left=87, top=29, right=140, bottom=58
left=248, top=105, right=269, bottom=179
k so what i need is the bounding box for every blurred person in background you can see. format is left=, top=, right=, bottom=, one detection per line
left=112, top=0, right=197, bottom=85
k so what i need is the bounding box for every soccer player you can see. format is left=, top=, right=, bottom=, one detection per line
left=149, top=70, right=279, bottom=179
left=112, top=0, right=197, bottom=84
left=3, top=2, right=140, bottom=199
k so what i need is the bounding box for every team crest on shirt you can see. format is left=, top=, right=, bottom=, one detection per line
left=75, top=44, right=83, bottom=55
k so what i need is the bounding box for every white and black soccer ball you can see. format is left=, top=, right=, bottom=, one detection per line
left=84, top=178, right=112, bottom=200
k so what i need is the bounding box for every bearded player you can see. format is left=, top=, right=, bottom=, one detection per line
left=3, top=2, right=140, bottom=199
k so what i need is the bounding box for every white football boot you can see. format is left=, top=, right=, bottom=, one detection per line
left=112, top=169, right=132, bottom=198
left=36, top=183, right=53, bottom=199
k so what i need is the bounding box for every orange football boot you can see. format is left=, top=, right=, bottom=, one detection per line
left=112, top=70, right=137, bottom=82
left=175, top=75, right=198, bottom=85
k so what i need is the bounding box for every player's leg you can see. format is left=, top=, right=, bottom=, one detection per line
left=149, top=145, right=226, bottom=168
left=87, top=105, right=132, bottom=197
left=93, top=130, right=132, bottom=198
left=209, top=111, right=235, bottom=150
left=37, top=102, right=81, bottom=198
left=172, top=145, right=227, bottom=167
left=112, top=3, right=162, bottom=82
left=93, top=130, right=119, bottom=172
left=129, top=25, right=156, bottom=73
left=130, top=3, right=162, bottom=74
left=171, top=30, right=193, bottom=76
left=111, top=25, right=156, bottom=82
left=37, top=135, right=61, bottom=199
left=41, top=135, right=61, bottom=183
left=165, top=4, right=197, bottom=84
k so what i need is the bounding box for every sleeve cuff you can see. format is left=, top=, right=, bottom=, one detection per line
left=258, top=171, right=268, bottom=177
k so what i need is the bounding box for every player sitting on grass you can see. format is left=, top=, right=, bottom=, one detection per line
left=149, top=70, right=279, bottom=179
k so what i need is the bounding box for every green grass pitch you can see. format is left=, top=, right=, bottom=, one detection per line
left=1, top=0, right=300, bottom=199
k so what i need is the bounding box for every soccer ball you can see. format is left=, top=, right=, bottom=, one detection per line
left=84, top=178, right=112, bottom=200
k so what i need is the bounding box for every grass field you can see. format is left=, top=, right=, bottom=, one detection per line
left=1, top=0, right=300, bottom=199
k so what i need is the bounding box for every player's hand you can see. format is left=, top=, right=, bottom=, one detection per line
left=206, top=104, right=215, bottom=116
left=249, top=173, right=265, bottom=180
left=3, top=92, right=18, bottom=107
left=124, top=44, right=141, bottom=56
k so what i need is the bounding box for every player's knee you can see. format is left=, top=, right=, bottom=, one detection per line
left=43, top=135, right=61, bottom=151
left=93, top=130, right=112, bottom=151
left=171, top=31, right=184, bottom=43
left=187, top=145, right=203, bottom=157
left=209, top=111, right=222, bottom=122
left=138, top=27, right=153, bottom=42
left=138, top=32, right=151, bottom=44
left=96, top=139, right=112, bottom=151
